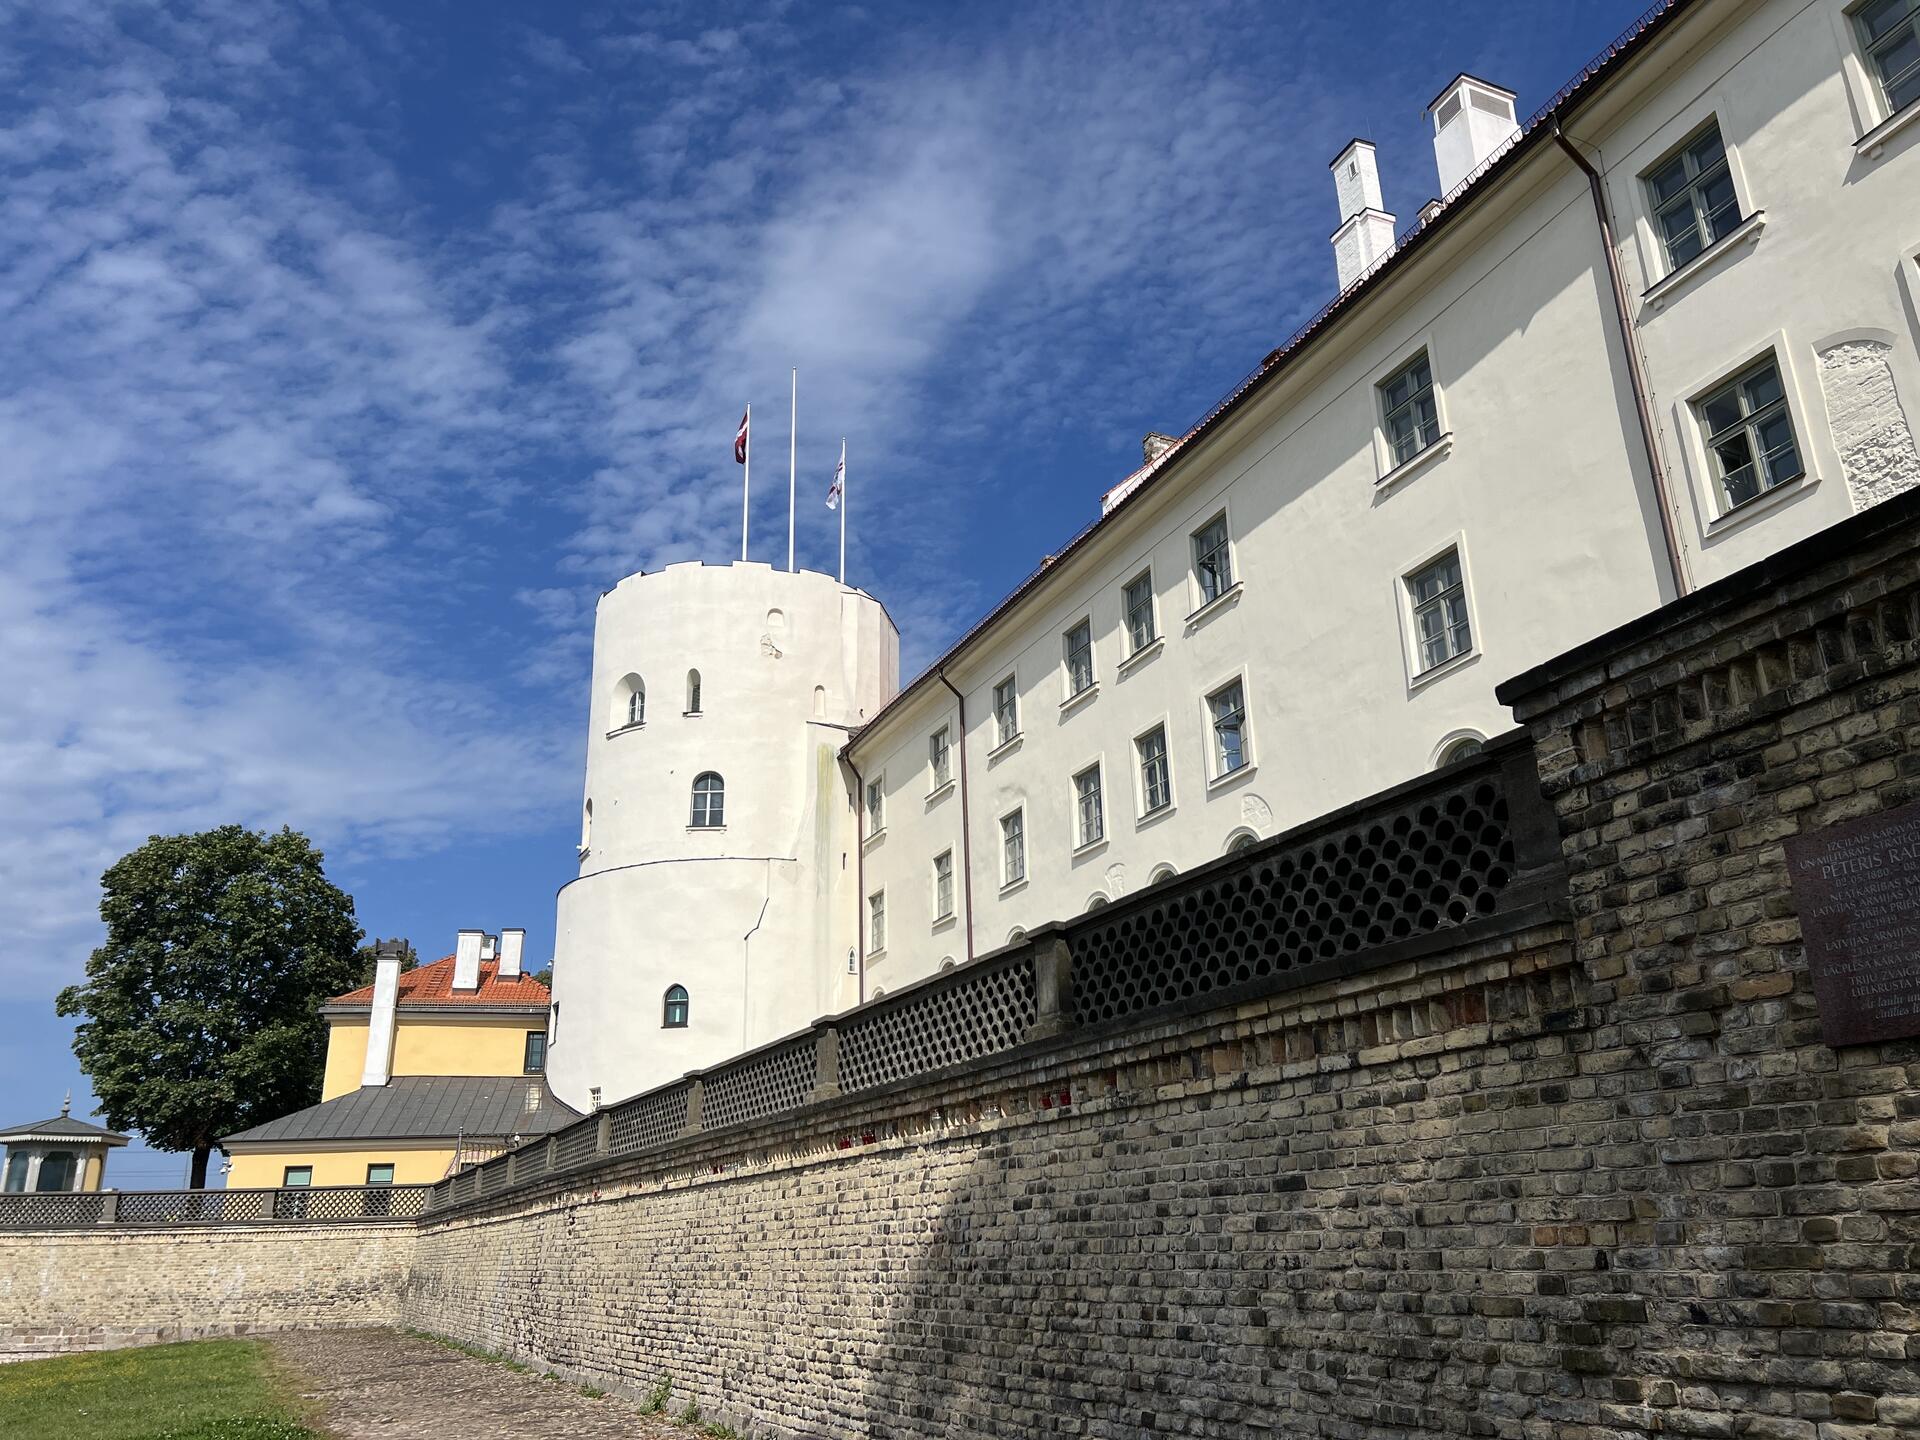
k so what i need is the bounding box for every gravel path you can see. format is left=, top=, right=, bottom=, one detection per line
left=272, top=1328, right=689, bottom=1439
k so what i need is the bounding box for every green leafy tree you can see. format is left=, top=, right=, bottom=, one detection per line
left=56, top=825, right=364, bottom=1188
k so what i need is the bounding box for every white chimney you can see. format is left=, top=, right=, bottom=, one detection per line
left=453, top=928, right=483, bottom=991
left=1428, top=74, right=1519, bottom=197
left=480, top=932, right=498, bottom=962
left=359, top=941, right=405, bottom=1088
left=499, top=928, right=525, bottom=980
left=1329, top=139, right=1396, bottom=292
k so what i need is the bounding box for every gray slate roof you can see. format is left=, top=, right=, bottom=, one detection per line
left=0, top=1113, right=130, bottom=1146
left=221, top=1075, right=580, bottom=1147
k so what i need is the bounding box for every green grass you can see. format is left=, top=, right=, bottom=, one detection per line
left=0, top=1340, right=318, bottom=1440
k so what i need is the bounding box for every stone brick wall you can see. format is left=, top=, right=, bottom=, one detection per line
left=0, top=1223, right=416, bottom=1358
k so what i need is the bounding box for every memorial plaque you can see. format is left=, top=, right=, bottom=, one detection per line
left=1784, top=799, right=1920, bottom=1047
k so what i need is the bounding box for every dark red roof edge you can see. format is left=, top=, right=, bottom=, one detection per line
left=846, top=0, right=1693, bottom=755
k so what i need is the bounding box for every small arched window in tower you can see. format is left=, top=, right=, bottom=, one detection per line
left=626, top=677, right=645, bottom=727
left=686, top=669, right=703, bottom=715
left=663, top=985, right=689, bottom=1029
left=690, top=772, right=725, bottom=828
left=813, top=685, right=826, bottom=719
left=580, top=799, right=593, bottom=853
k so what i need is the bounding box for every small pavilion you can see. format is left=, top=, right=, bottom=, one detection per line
left=0, top=1095, right=129, bottom=1193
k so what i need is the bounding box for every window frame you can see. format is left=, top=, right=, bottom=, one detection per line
left=1405, top=547, right=1475, bottom=677
left=991, top=674, right=1020, bottom=749
left=1394, top=535, right=1481, bottom=688
left=689, top=771, right=726, bottom=829
left=1135, top=722, right=1173, bottom=820
left=1121, top=568, right=1159, bottom=657
left=1692, top=353, right=1808, bottom=515
left=1189, top=510, right=1236, bottom=611
left=1072, top=760, right=1106, bottom=851
left=1640, top=118, right=1746, bottom=277
left=685, top=669, right=703, bottom=716
left=932, top=849, right=955, bottom=923
left=523, top=1030, right=547, bottom=1074
left=864, top=774, right=885, bottom=833
left=662, top=984, right=689, bottom=1029
left=928, top=725, right=952, bottom=792
left=867, top=888, right=887, bottom=956
left=1377, top=349, right=1443, bottom=469
left=365, top=1162, right=396, bottom=1187
left=1668, top=336, right=1829, bottom=535
left=1202, top=673, right=1254, bottom=784
left=282, top=1165, right=313, bottom=1188
left=1854, top=0, right=1920, bottom=124
left=999, top=805, right=1027, bottom=889
left=1062, top=617, right=1096, bottom=701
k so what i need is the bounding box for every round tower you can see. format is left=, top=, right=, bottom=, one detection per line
left=545, top=561, right=898, bottom=1110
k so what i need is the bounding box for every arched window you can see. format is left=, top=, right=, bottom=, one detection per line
left=612, top=674, right=645, bottom=729
left=1148, top=865, right=1178, bottom=886
left=1225, top=828, right=1259, bottom=855
left=1085, top=893, right=1111, bottom=913
left=1435, top=733, right=1486, bottom=768
left=580, top=799, right=593, bottom=852
left=662, top=985, right=689, bottom=1028
left=36, top=1151, right=77, bottom=1192
left=690, top=772, right=725, bottom=828
left=939, top=957, right=957, bottom=971
left=686, top=669, right=703, bottom=715
left=813, top=686, right=826, bottom=718
left=1006, top=927, right=1027, bottom=945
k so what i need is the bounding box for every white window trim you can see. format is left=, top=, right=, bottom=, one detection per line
left=1117, top=634, right=1165, bottom=676
left=1430, top=728, right=1490, bottom=770
left=927, top=725, right=953, bottom=795
left=1070, top=756, right=1109, bottom=856
left=1061, top=615, right=1097, bottom=706
left=866, top=887, right=887, bottom=958
left=1833, top=0, right=1920, bottom=150
left=1121, top=566, right=1160, bottom=658
left=1199, top=667, right=1256, bottom=789
left=990, top=673, right=1021, bottom=752
left=1627, top=109, right=1759, bottom=294
left=1667, top=332, right=1830, bottom=540
left=1638, top=211, right=1766, bottom=316
left=1132, top=716, right=1176, bottom=825
left=931, top=849, right=956, bottom=927
left=1369, top=333, right=1452, bottom=484
left=1185, top=502, right=1240, bottom=617
left=1394, top=533, right=1482, bottom=693
left=863, top=773, right=886, bottom=842
left=998, top=804, right=1029, bottom=892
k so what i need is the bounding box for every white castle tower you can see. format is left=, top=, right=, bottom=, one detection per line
left=544, top=561, right=898, bottom=1111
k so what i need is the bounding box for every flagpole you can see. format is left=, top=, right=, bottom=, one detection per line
left=838, top=438, right=847, bottom=586
left=740, top=403, right=751, bottom=562
left=787, top=369, right=797, bottom=573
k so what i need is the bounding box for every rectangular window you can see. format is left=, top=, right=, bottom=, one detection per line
left=365, top=1163, right=395, bottom=1186
left=1137, top=726, right=1171, bottom=815
left=1379, top=352, right=1440, bottom=466
left=867, top=890, right=887, bottom=954
left=1857, top=0, right=1920, bottom=117
left=1191, top=513, right=1233, bottom=605
left=1408, top=550, right=1473, bottom=673
left=1064, top=619, right=1094, bottom=697
left=1645, top=122, right=1742, bottom=271
left=929, top=726, right=951, bottom=789
left=523, top=1031, right=547, bottom=1074
left=1696, top=357, right=1804, bottom=509
left=1123, top=571, right=1156, bottom=653
left=865, top=776, right=885, bottom=831
left=993, top=675, right=1020, bottom=746
left=1001, top=809, right=1026, bottom=886
left=1208, top=680, right=1249, bottom=778
left=282, top=1165, right=313, bottom=1187
left=1074, top=765, right=1105, bottom=848
left=933, top=849, right=955, bottom=920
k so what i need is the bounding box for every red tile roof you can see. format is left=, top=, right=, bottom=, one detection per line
left=329, top=954, right=551, bottom=1010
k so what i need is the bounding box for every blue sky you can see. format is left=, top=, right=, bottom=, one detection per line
left=0, top=0, right=1647, bottom=1183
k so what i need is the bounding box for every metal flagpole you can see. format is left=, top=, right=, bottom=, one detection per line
left=838, top=438, right=847, bottom=585
left=740, top=403, right=751, bottom=561
left=787, top=370, right=797, bottom=573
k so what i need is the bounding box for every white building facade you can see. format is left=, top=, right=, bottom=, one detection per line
left=544, top=563, right=896, bottom=1109
left=549, top=0, right=1920, bottom=1104
left=845, top=0, right=1920, bottom=998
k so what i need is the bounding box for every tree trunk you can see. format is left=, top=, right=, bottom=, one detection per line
left=189, top=1145, right=211, bottom=1189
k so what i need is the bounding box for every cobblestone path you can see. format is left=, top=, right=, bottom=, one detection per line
left=273, top=1328, right=687, bottom=1438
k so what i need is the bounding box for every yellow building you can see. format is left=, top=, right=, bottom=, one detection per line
left=223, top=930, right=576, bottom=1188
left=1, top=1096, right=128, bottom=1193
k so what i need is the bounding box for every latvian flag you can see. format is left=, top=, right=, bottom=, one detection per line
left=734, top=408, right=749, bottom=464
left=826, top=441, right=845, bottom=510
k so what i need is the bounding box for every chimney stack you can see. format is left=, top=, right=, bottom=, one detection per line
left=360, top=940, right=407, bottom=1088
left=499, top=929, right=525, bottom=980
left=1329, top=139, right=1396, bottom=292
left=453, top=928, right=483, bottom=991
left=1428, top=74, right=1519, bottom=197
left=1142, top=432, right=1179, bottom=465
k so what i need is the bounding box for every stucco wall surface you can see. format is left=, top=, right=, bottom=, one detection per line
left=0, top=1223, right=416, bottom=1358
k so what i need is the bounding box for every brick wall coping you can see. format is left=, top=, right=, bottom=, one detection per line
left=1497, top=486, right=1920, bottom=720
